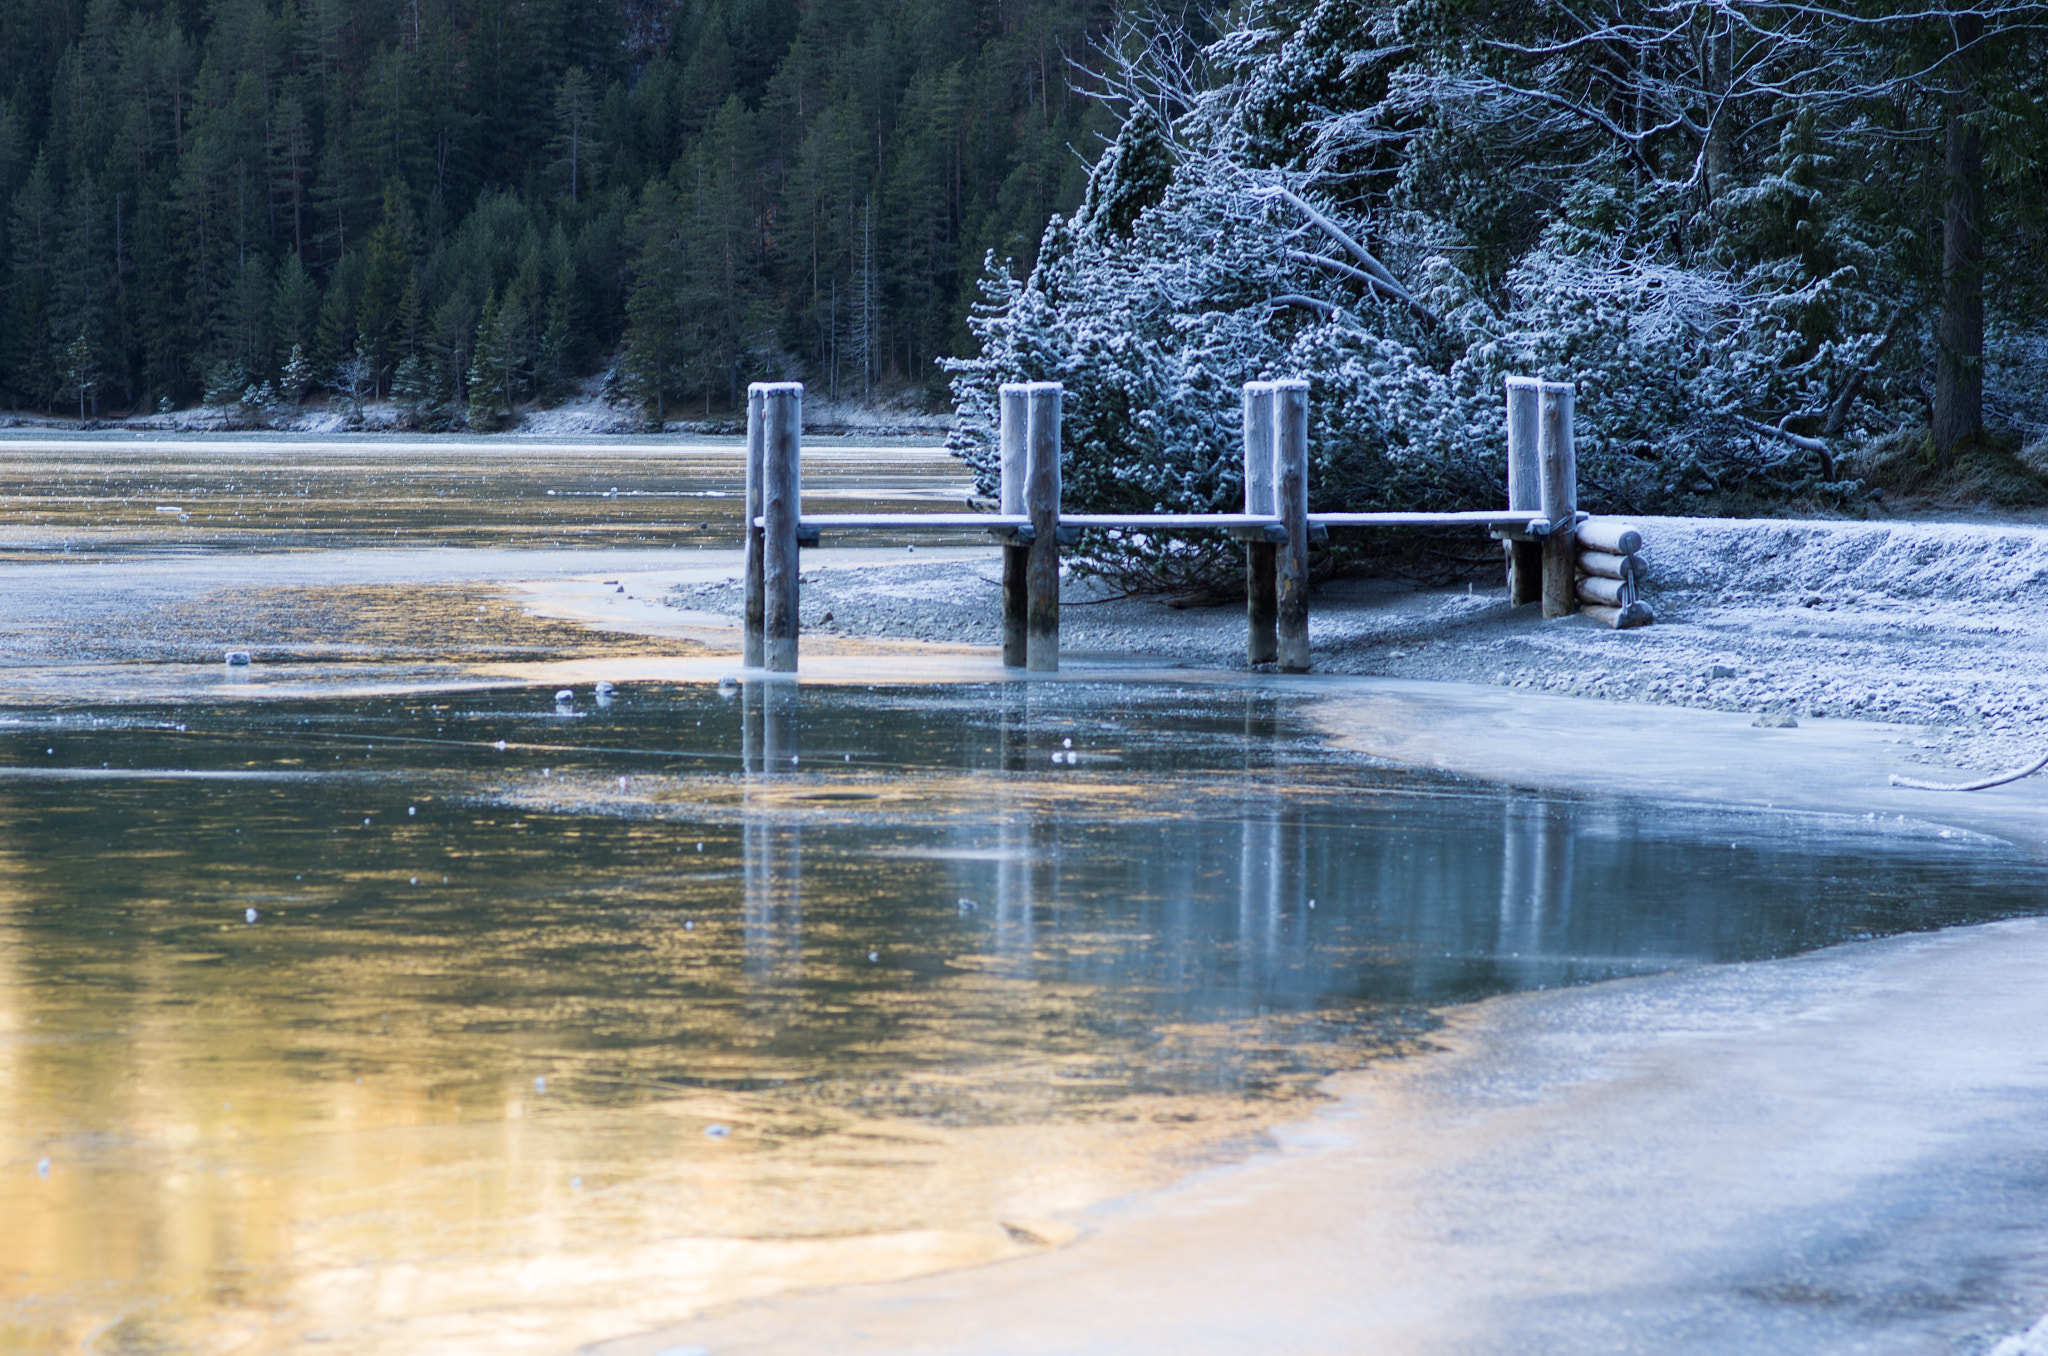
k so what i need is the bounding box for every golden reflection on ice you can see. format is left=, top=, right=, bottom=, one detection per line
left=5, top=679, right=2003, bottom=1355
left=0, top=688, right=1355, bottom=1355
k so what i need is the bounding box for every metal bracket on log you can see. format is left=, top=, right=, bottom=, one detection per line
left=1490, top=511, right=1588, bottom=544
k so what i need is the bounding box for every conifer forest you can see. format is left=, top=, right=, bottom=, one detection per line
left=0, top=0, right=1111, bottom=425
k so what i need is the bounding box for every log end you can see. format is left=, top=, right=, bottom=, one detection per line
left=1577, top=517, right=1644, bottom=557
left=1580, top=600, right=1655, bottom=630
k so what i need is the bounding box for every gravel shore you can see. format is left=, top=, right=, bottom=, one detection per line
left=668, top=515, right=2048, bottom=777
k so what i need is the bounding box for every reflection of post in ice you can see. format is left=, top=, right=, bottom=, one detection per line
left=741, top=678, right=762, bottom=775
left=1240, top=690, right=1283, bottom=761
left=1235, top=793, right=1310, bottom=988
left=1497, top=798, right=1574, bottom=981
left=1234, top=690, right=1301, bottom=987
left=990, top=782, right=1038, bottom=972
left=739, top=678, right=800, bottom=776
left=741, top=679, right=803, bottom=979
left=984, top=683, right=1042, bottom=968
left=997, top=680, right=1032, bottom=774
left=742, top=815, right=803, bottom=980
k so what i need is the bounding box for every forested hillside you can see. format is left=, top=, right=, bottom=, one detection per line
left=0, top=0, right=1113, bottom=423
left=954, top=0, right=2048, bottom=524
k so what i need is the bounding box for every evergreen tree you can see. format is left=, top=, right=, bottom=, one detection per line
left=64, top=330, right=101, bottom=424
left=552, top=67, right=602, bottom=205
left=8, top=155, right=59, bottom=407
left=391, top=350, right=433, bottom=427
left=622, top=178, right=686, bottom=419
left=272, top=252, right=319, bottom=364
left=279, top=342, right=314, bottom=407
left=467, top=290, right=511, bottom=428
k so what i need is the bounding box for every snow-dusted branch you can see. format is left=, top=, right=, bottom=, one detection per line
left=1254, top=187, right=1439, bottom=329
left=1286, top=249, right=1416, bottom=310
left=1268, top=294, right=1340, bottom=316
left=1738, top=414, right=1829, bottom=454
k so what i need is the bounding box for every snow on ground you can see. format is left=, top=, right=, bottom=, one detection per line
left=668, top=514, right=2048, bottom=777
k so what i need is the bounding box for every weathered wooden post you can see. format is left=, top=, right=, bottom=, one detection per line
left=1274, top=378, right=1311, bottom=673
left=999, top=383, right=1030, bottom=668
left=1024, top=382, right=1062, bottom=672
left=743, top=385, right=766, bottom=666
left=1505, top=376, right=1542, bottom=607
left=1243, top=382, right=1279, bottom=667
left=1538, top=380, right=1577, bottom=619
left=760, top=381, right=803, bottom=671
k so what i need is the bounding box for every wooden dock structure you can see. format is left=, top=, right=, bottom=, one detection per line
left=741, top=377, right=1650, bottom=674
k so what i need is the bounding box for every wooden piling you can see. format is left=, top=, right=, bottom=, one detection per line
left=1025, top=383, right=1062, bottom=672
left=760, top=382, right=803, bottom=672
left=1537, top=381, right=1577, bottom=619
left=1000, top=383, right=1029, bottom=668
left=1505, top=376, right=1542, bottom=606
left=1243, top=382, right=1278, bottom=667
left=743, top=385, right=766, bottom=667
left=1274, top=379, right=1311, bottom=673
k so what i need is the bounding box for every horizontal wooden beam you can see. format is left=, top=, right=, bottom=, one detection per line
left=761, top=509, right=1560, bottom=536
left=1061, top=513, right=1282, bottom=530
left=1313, top=510, right=1541, bottom=528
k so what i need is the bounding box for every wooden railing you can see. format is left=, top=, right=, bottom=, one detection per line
left=740, top=378, right=1650, bottom=674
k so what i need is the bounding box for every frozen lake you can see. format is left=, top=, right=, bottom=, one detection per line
left=0, top=432, right=974, bottom=558
left=4, top=433, right=2046, bottom=1354
left=5, top=681, right=2044, bottom=1353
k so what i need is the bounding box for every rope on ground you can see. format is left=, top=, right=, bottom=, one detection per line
left=1890, top=750, right=2048, bottom=792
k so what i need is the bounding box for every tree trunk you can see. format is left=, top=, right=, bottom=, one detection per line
left=1933, top=18, right=1984, bottom=469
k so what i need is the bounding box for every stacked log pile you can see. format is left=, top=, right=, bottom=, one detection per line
left=1576, top=518, right=1654, bottom=629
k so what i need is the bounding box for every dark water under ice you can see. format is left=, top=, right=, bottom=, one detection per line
left=4, top=680, right=2042, bottom=1353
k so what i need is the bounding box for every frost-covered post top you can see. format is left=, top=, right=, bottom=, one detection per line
left=1243, top=382, right=1277, bottom=516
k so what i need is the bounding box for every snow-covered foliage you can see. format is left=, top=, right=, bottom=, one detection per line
left=949, top=0, right=2048, bottom=532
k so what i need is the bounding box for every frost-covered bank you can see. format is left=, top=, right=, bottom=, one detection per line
left=668, top=516, right=2048, bottom=777
left=1435, top=517, right=2048, bottom=774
